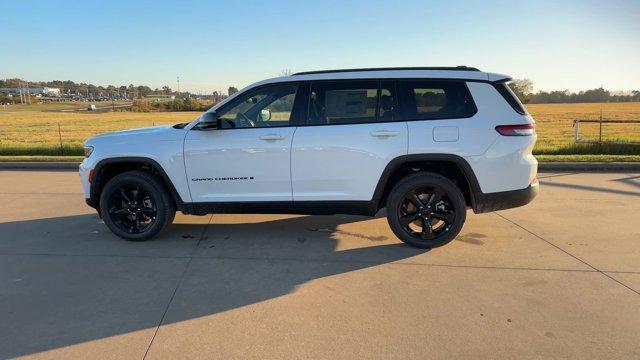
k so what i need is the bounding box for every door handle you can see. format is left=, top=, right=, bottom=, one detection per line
left=370, top=130, right=399, bottom=137
left=259, top=134, right=285, bottom=141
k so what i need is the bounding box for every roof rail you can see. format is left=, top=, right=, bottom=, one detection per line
left=292, top=66, right=480, bottom=76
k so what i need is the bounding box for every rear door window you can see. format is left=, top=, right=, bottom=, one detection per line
left=397, top=80, right=477, bottom=120
left=378, top=81, right=397, bottom=122
left=308, top=81, right=378, bottom=125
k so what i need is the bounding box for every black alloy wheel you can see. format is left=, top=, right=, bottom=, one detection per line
left=107, top=184, right=157, bottom=234
left=398, top=185, right=455, bottom=241
left=99, top=170, right=175, bottom=241
left=387, top=173, right=466, bottom=248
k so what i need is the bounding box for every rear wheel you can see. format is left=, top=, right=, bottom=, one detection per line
left=387, top=173, right=466, bottom=248
left=99, top=171, right=175, bottom=241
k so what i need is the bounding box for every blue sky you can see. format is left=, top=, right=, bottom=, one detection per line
left=1, top=0, right=638, bottom=92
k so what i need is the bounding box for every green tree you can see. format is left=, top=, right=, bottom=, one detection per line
left=508, top=79, right=533, bottom=102
left=228, top=86, right=238, bottom=96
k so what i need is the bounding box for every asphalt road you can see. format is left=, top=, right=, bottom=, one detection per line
left=0, top=170, right=639, bottom=359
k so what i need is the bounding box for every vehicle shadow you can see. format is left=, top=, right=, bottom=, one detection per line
left=611, top=174, right=640, bottom=190
left=0, top=213, right=424, bottom=358
left=539, top=180, right=640, bottom=197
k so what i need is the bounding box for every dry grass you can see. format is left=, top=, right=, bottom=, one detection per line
left=0, top=111, right=198, bottom=155
left=527, top=102, right=640, bottom=153
left=1, top=102, right=639, bottom=156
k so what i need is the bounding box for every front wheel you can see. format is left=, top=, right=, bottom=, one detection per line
left=99, top=171, right=175, bottom=241
left=387, top=173, right=466, bottom=248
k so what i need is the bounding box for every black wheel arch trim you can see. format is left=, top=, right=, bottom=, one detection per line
left=371, top=154, right=481, bottom=210
left=88, top=157, right=191, bottom=213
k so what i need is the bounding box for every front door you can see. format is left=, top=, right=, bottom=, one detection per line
left=184, top=83, right=301, bottom=202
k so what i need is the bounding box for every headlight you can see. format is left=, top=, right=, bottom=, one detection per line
left=84, top=146, right=94, bottom=158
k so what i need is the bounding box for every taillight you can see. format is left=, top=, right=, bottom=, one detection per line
left=495, top=123, right=536, bottom=136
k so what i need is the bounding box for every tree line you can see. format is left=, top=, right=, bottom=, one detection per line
left=3, top=77, right=638, bottom=104
left=0, top=78, right=184, bottom=98
left=508, top=79, right=640, bottom=104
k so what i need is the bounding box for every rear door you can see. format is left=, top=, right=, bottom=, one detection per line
left=291, top=80, right=408, bottom=201
left=184, top=83, right=302, bottom=202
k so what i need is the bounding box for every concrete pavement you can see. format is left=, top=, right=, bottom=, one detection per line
left=0, top=170, right=638, bottom=359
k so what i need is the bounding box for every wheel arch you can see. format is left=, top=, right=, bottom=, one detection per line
left=89, top=157, right=189, bottom=213
left=372, top=154, right=481, bottom=211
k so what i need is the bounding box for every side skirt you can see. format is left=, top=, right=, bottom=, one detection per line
left=189, top=201, right=378, bottom=216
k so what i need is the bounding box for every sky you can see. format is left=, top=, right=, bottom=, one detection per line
left=1, top=0, right=638, bottom=93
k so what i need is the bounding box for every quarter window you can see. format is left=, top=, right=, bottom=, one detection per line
left=397, top=80, right=476, bottom=120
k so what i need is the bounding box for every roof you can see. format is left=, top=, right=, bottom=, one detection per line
left=264, top=68, right=510, bottom=84
left=293, top=66, right=480, bottom=75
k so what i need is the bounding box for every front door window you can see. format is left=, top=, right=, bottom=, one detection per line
left=217, top=84, right=299, bottom=129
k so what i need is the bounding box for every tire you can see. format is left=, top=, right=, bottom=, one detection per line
left=386, top=172, right=466, bottom=248
left=99, top=170, right=175, bottom=241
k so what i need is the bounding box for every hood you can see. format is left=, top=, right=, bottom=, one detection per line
left=85, top=125, right=185, bottom=146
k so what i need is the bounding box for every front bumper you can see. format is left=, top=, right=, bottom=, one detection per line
left=86, top=197, right=98, bottom=209
left=473, top=181, right=538, bottom=213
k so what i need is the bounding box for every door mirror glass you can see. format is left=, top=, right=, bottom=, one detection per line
left=196, top=112, right=219, bottom=130
left=259, top=109, right=272, bottom=121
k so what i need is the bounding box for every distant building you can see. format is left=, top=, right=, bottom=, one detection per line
left=0, top=87, right=61, bottom=96
left=144, top=94, right=175, bottom=100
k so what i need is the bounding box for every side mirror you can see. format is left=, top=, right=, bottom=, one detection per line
left=196, top=112, right=219, bottom=130
left=259, top=109, right=272, bottom=121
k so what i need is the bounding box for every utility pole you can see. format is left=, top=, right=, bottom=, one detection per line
left=25, top=81, right=31, bottom=104
left=177, top=76, right=180, bottom=98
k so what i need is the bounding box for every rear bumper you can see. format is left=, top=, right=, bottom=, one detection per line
left=473, top=181, right=538, bottom=213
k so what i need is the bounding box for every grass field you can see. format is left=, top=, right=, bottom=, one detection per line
left=1, top=102, right=639, bottom=157
left=527, top=102, right=640, bottom=154
left=0, top=111, right=199, bottom=155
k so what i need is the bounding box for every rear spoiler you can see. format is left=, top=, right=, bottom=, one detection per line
left=486, top=72, right=512, bottom=83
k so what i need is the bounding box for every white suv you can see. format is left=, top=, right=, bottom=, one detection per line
left=80, top=67, right=538, bottom=248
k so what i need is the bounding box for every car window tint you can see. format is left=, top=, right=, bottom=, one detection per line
left=378, top=81, right=396, bottom=122
left=398, top=80, right=476, bottom=120
left=217, top=84, right=298, bottom=129
left=308, top=81, right=378, bottom=125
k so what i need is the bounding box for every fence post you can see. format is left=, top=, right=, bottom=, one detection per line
left=599, top=109, right=603, bottom=144
left=599, top=121, right=603, bottom=144
left=57, top=122, right=64, bottom=156
left=573, top=120, right=580, bottom=142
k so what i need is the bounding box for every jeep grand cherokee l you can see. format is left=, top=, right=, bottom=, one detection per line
left=80, top=66, right=538, bottom=248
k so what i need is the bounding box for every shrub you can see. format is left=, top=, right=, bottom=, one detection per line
left=132, top=99, right=155, bottom=112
